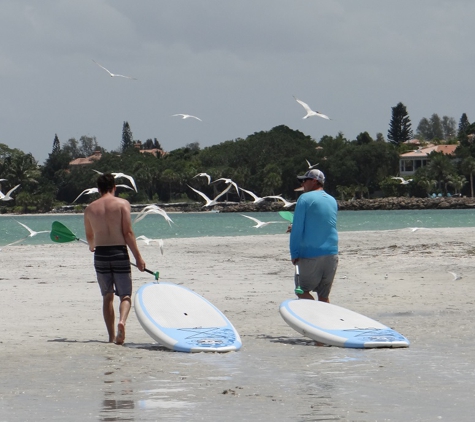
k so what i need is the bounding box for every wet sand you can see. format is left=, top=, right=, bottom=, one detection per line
left=1, top=228, right=474, bottom=421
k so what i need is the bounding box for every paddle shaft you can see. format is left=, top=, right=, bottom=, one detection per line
left=51, top=221, right=159, bottom=279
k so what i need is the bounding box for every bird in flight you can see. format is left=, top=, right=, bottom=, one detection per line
left=306, top=159, right=319, bottom=169
left=92, top=170, right=138, bottom=192
left=239, top=187, right=265, bottom=204
left=92, top=60, right=137, bottom=80
left=188, top=183, right=232, bottom=207
left=391, top=177, right=413, bottom=185
left=211, top=178, right=240, bottom=195
left=240, top=214, right=284, bottom=228
left=293, top=96, right=331, bottom=120
left=172, top=114, right=202, bottom=121
left=136, top=235, right=165, bottom=255
left=111, top=173, right=138, bottom=192
left=133, top=205, right=174, bottom=227
left=448, top=271, right=462, bottom=281
left=72, top=184, right=133, bottom=203
left=0, top=184, right=21, bottom=201
left=193, top=173, right=212, bottom=185
left=4, top=220, right=49, bottom=247
left=264, top=195, right=296, bottom=208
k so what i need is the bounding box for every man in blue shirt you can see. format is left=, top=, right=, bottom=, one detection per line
left=289, top=169, right=338, bottom=302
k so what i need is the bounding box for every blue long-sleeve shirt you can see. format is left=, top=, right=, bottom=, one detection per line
left=289, top=190, right=338, bottom=260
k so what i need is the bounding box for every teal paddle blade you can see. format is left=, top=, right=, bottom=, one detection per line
left=279, top=211, right=294, bottom=223
left=50, top=221, right=80, bottom=243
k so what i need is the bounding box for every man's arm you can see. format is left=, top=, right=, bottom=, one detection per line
left=121, top=201, right=146, bottom=271
left=84, top=210, right=95, bottom=252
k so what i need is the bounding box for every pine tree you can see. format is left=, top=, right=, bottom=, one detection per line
left=121, top=121, right=134, bottom=152
left=388, top=102, right=413, bottom=146
left=52, top=134, right=60, bottom=155
left=458, top=113, right=470, bottom=137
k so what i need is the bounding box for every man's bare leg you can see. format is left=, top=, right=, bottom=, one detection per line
left=116, top=296, right=131, bottom=345
left=297, top=291, right=315, bottom=300
left=103, top=292, right=116, bottom=343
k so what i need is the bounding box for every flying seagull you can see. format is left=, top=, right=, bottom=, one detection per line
left=264, top=195, right=296, bottom=208
left=136, top=235, right=164, bottom=255
left=172, top=114, right=202, bottom=121
left=187, top=183, right=232, bottom=207
left=193, top=173, right=212, bottom=184
left=16, top=221, right=49, bottom=238
left=211, top=177, right=240, bottom=194
left=306, top=159, right=319, bottom=169
left=448, top=271, right=462, bottom=281
left=111, top=172, right=138, bottom=192
left=0, top=184, right=21, bottom=201
left=92, top=170, right=138, bottom=192
left=92, top=59, right=137, bottom=80
left=293, top=96, right=331, bottom=120
left=392, top=177, right=413, bottom=185
left=239, top=187, right=265, bottom=204
left=4, top=220, right=49, bottom=247
left=72, top=184, right=133, bottom=203
left=240, top=214, right=285, bottom=228
left=133, top=205, right=174, bottom=226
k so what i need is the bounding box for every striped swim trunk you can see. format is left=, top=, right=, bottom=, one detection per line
left=94, top=245, right=132, bottom=297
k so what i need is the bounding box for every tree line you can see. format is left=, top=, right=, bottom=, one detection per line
left=1, top=105, right=475, bottom=214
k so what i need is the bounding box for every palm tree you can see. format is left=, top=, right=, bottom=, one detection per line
left=447, top=174, right=467, bottom=196
left=460, top=157, right=475, bottom=197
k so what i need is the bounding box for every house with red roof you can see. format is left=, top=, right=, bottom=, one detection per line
left=399, top=144, right=458, bottom=176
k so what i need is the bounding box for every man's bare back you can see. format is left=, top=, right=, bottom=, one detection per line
left=85, top=193, right=129, bottom=248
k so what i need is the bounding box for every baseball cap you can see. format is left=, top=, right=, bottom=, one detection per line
left=296, top=169, right=325, bottom=184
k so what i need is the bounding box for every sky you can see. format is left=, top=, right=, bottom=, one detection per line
left=1, top=0, right=475, bottom=164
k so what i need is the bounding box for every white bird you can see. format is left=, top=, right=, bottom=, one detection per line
left=293, top=96, right=331, bottom=120
left=92, top=60, right=137, bottom=80
left=264, top=195, right=296, bottom=208
left=111, top=173, right=138, bottom=192
left=16, top=221, right=49, bottom=237
left=448, top=271, right=462, bottom=281
left=240, top=214, right=284, bottom=228
left=4, top=221, right=49, bottom=247
left=392, top=177, right=413, bottom=185
left=73, top=188, right=99, bottom=203
left=408, top=227, right=432, bottom=232
left=133, top=205, right=174, bottom=226
left=0, top=184, right=21, bottom=201
left=306, top=159, right=319, bottom=169
left=92, top=170, right=138, bottom=192
left=73, top=184, right=133, bottom=203
left=136, top=235, right=164, bottom=255
left=172, top=114, right=202, bottom=121
left=239, top=187, right=265, bottom=204
left=193, top=173, right=212, bottom=184
left=188, top=183, right=232, bottom=207
left=211, top=177, right=240, bottom=194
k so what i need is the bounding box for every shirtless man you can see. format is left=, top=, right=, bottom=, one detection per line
left=84, top=173, right=146, bottom=345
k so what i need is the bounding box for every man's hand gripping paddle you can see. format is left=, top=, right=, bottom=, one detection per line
left=50, top=221, right=160, bottom=280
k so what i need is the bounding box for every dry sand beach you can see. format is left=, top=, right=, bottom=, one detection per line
left=1, top=228, right=474, bottom=421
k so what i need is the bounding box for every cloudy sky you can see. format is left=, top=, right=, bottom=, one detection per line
left=1, top=0, right=474, bottom=163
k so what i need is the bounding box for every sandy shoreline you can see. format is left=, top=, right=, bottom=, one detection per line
left=1, top=228, right=474, bottom=421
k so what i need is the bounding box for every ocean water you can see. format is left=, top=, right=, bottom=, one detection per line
left=1, top=208, right=475, bottom=247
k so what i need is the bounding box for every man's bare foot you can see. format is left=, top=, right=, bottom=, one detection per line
left=116, top=322, right=125, bottom=345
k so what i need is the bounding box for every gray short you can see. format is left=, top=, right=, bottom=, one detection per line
left=295, top=255, right=339, bottom=299
left=94, top=245, right=132, bottom=297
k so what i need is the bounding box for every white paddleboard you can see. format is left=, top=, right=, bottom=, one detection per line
left=279, top=299, right=409, bottom=348
left=134, top=282, right=242, bottom=352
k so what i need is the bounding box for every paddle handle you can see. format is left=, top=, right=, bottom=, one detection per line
left=131, top=262, right=159, bottom=280
left=294, top=264, right=304, bottom=295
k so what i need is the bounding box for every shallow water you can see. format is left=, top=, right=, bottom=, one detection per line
left=2, top=208, right=475, bottom=247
